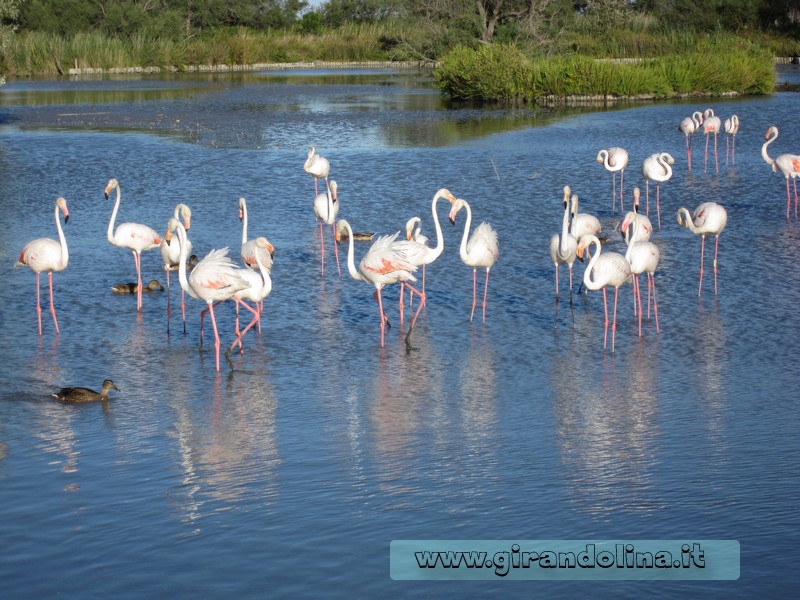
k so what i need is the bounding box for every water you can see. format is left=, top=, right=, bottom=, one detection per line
left=1, top=68, right=799, bottom=598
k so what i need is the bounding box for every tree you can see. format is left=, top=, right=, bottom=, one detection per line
left=0, top=0, right=20, bottom=65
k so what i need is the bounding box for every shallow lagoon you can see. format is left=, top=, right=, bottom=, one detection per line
left=1, top=67, right=799, bottom=598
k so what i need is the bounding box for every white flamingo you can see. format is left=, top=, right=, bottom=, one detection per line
left=569, top=191, right=602, bottom=240
left=624, top=218, right=660, bottom=337
left=226, top=237, right=274, bottom=365
left=678, top=110, right=704, bottom=171
left=160, top=203, right=192, bottom=334
left=724, top=114, right=739, bottom=166
left=171, top=219, right=250, bottom=371
left=15, top=197, right=70, bottom=336
left=397, top=187, right=457, bottom=318
left=641, top=152, right=674, bottom=230
left=335, top=219, right=424, bottom=348
left=703, top=108, right=722, bottom=173
left=304, top=145, right=330, bottom=196
left=762, top=126, right=800, bottom=219
left=105, top=178, right=162, bottom=311
left=677, top=202, right=728, bottom=297
left=313, top=180, right=340, bottom=277
left=449, top=198, right=500, bottom=324
left=596, top=147, right=629, bottom=212
left=619, top=187, right=653, bottom=244
left=549, top=188, right=578, bottom=301
left=577, top=234, right=631, bottom=353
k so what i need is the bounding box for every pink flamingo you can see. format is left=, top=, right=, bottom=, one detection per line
left=549, top=186, right=578, bottom=301
left=160, top=203, right=192, bottom=334
left=171, top=219, right=249, bottom=371
left=762, top=126, right=800, bottom=219
left=703, top=108, right=722, bottom=173
left=678, top=111, right=704, bottom=171
left=677, top=202, right=728, bottom=297
left=449, top=198, right=500, bottom=324
left=724, top=114, right=739, bottom=166
left=335, top=218, right=424, bottom=348
left=619, top=187, right=653, bottom=244
left=15, top=197, right=70, bottom=336
left=304, top=145, right=330, bottom=196
left=313, top=180, right=340, bottom=277
left=396, top=188, right=457, bottom=319
left=226, top=237, right=274, bottom=366
left=576, top=234, right=631, bottom=353
left=596, top=147, right=629, bottom=212
left=641, top=152, right=674, bottom=230
left=105, top=178, right=162, bottom=311
left=624, top=218, right=660, bottom=337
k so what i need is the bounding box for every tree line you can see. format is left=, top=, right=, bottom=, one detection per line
left=1, top=1, right=798, bottom=60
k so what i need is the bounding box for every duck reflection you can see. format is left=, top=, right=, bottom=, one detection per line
left=553, top=336, right=662, bottom=516
left=167, top=371, right=279, bottom=526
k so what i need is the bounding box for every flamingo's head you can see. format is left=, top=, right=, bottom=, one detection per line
left=436, top=188, right=457, bottom=204
left=329, top=180, right=338, bottom=203
left=56, top=197, right=69, bottom=224
left=238, top=197, right=246, bottom=221
left=255, top=237, right=275, bottom=259
left=766, top=126, right=778, bottom=140
left=104, top=178, right=119, bottom=199
left=448, top=199, right=466, bottom=225
left=335, top=220, right=350, bottom=244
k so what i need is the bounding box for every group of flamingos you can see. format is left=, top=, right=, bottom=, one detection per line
left=14, top=116, right=800, bottom=364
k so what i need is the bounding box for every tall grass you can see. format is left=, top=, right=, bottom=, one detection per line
left=435, top=40, right=777, bottom=103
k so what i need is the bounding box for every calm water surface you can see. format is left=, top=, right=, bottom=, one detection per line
left=1, top=68, right=799, bottom=598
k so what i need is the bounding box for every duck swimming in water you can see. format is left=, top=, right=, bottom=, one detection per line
left=111, top=279, right=164, bottom=294
left=52, top=379, right=121, bottom=403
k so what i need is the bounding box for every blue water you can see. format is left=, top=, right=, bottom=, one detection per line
left=1, top=69, right=799, bottom=598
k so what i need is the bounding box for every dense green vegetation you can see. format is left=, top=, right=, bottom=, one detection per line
left=1, top=1, right=798, bottom=100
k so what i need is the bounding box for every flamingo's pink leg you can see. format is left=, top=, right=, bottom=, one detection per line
left=34, top=272, right=43, bottom=336
left=651, top=274, right=660, bottom=333
left=713, top=235, right=720, bottom=295
left=48, top=272, right=59, bottom=334
left=611, top=287, right=619, bottom=353
left=332, top=222, right=340, bottom=278
left=469, top=269, right=478, bottom=323
left=207, top=302, right=222, bottom=371
left=482, top=269, right=490, bottom=323
left=319, top=221, right=325, bottom=277
left=602, top=287, right=609, bottom=350
left=133, top=251, right=143, bottom=310
left=698, top=235, right=706, bottom=298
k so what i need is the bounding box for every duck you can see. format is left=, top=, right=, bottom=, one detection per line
left=111, top=279, right=165, bottom=294
left=52, top=379, right=121, bottom=403
left=338, top=230, right=374, bottom=242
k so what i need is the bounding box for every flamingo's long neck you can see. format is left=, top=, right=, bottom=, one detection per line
left=458, top=201, right=473, bottom=264
left=600, top=150, right=610, bottom=169
left=107, top=185, right=121, bottom=244
left=658, top=155, right=672, bottom=178
left=341, top=221, right=364, bottom=282
left=582, top=236, right=604, bottom=291
left=430, top=193, right=446, bottom=259
left=55, top=202, right=68, bottom=269
left=175, top=222, right=198, bottom=300
left=325, top=188, right=335, bottom=222
left=241, top=200, right=249, bottom=245
left=678, top=208, right=700, bottom=234
left=254, top=246, right=272, bottom=297
left=559, top=200, right=571, bottom=256
left=762, top=130, right=777, bottom=166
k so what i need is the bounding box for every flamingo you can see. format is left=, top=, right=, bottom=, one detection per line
left=449, top=198, right=500, bottom=324
left=624, top=219, right=660, bottom=337
left=304, top=145, right=330, bottom=196
left=171, top=218, right=250, bottom=371
left=576, top=234, right=631, bottom=353
left=703, top=108, right=722, bottom=173
left=762, top=126, right=800, bottom=219
left=677, top=202, right=728, bottom=297
left=724, top=114, right=739, bottom=166
left=397, top=188, right=457, bottom=317
left=15, top=196, right=70, bottom=336
left=641, top=152, right=674, bottom=230
left=239, top=197, right=274, bottom=319
left=313, top=180, right=340, bottom=277
left=226, top=237, right=274, bottom=366
left=619, top=187, right=653, bottom=244
left=569, top=190, right=602, bottom=240
left=161, top=203, right=192, bottom=334
left=105, top=178, right=162, bottom=311
left=335, top=219, right=424, bottom=348
left=549, top=187, right=578, bottom=301
left=596, top=147, right=629, bottom=212
left=678, top=111, right=704, bottom=171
